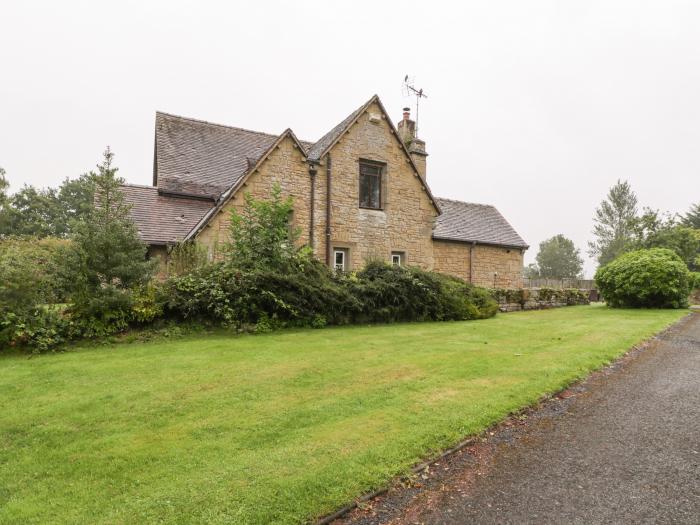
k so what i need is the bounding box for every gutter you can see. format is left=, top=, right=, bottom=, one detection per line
left=469, top=241, right=476, bottom=284
left=325, top=154, right=332, bottom=266
left=432, top=235, right=529, bottom=251
left=308, top=163, right=317, bottom=249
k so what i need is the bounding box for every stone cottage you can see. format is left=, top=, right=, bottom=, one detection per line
left=122, top=95, right=528, bottom=288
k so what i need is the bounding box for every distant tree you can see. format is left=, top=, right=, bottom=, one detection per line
left=0, top=168, right=8, bottom=230
left=55, top=173, right=95, bottom=235
left=0, top=171, right=94, bottom=238
left=684, top=202, right=700, bottom=229
left=632, top=208, right=700, bottom=271
left=588, top=180, right=638, bottom=266
left=534, top=234, right=583, bottom=278
left=523, top=263, right=540, bottom=279
left=0, top=184, right=61, bottom=237
left=66, top=148, right=154, bottom=329
left=0, top=167, right=7, bottom=203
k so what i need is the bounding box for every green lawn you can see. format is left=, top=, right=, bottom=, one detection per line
left=0, top=305, right=686, bottom=524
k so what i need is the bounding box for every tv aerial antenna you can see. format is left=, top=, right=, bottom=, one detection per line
left=402, top=75, right=428, bottom=137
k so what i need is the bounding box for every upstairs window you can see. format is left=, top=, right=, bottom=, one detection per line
left=359, top=161, right=383, bottom=209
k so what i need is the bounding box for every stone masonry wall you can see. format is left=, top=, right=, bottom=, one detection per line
left=196, top=135, right=314, bottom=253
left=433, top=240, right=524, bottom=288
left=322, top=102, right=437, bottom=270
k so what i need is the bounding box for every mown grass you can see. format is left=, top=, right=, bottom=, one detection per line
left=0, top=305, right=686, bottom=524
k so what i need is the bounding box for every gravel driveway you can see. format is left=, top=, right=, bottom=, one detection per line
left=339, top=313, right=700, bottom=525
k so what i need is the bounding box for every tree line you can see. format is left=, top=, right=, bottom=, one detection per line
left=0, top=166, right=95, bottom=237
left=527, top=180, right=699, bottom=279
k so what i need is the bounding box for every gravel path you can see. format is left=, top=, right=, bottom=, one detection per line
left=339, top=313, right=700, bottom=525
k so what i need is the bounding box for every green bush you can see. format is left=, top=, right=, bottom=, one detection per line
left=130, top=284, right=166, bottom=324
left=164, top=260, right=497, bottom=329
left=0, top=238, right=72, bottom=351
left=351, top=262, right=497, bottom=323
left=691, top=272, right=700, bottom=290
left=165, top=256, right=360, bottom=328
left=595, top=248, right=691, bottom=308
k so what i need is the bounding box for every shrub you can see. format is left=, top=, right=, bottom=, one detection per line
left=167, top=241, right=209, bottom=277
left=691, top=272, right=700, bottom=290
left=164, top=260, right=497, bottom=328
left=0, top=238, right=72, bottom=351
left=164, top=256, right=360, bottom=328
left=349, top=261, right=497, bottom=323
left=130, top=284, right=166, bottom=324
left=595, top=248, right=691, bottom=308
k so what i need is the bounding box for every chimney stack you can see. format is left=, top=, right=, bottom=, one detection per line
left=397, top=107, right=428, bottom=179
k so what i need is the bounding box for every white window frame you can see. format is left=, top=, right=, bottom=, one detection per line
left=391, top=252, right=404, bottom=266
left=334, top=249, right=347, bottom=272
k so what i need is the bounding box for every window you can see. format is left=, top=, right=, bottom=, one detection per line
left=391, top=252, right=404, bottom=266
left=359, top=161, right=383, bottom=209
left=334, top=248, right=348, bottom=272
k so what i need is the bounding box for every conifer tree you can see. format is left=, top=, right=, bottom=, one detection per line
left=67, top=148, right=154, bottom=324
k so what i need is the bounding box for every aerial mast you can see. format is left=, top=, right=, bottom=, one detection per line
left=402, top=75, right=428, bottom=137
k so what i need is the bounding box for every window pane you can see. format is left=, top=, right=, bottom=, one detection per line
left=359, top=162, right=383, bottom=209
left=359, top=173, right=370, bottom=207
left=334, top=250, right=345, bottom=271
left=369, top=175, right=380, bottom=208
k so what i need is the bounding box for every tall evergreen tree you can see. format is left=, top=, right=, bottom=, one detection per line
left=684, top=202, right=700, bottom=229
left=588, top=180, right=638, bottom=266
left=0, top=167, right=7, bottom=203
left=535, top=234, right=584, bottom=278
left=0, top=167, right=8, bottom=236
left=67, top=148, right=154, bottom=323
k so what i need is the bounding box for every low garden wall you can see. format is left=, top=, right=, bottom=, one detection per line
left=491, top=287, right=590, bottom=312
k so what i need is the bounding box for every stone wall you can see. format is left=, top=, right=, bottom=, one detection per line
left=492, top=288, right=590, bottom=312
left=433, top=240, right=524, bottom=288
left=321, top=102, right=438, bottom=270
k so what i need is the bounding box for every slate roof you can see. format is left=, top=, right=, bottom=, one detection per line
left=121, top=184, right=214, bottom=245
left=154, top=112, right=286, bottom=199
left=433, top=198, right=528, bottom=248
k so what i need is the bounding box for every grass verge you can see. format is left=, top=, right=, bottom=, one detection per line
left=0, top=304, right=686, bottom=524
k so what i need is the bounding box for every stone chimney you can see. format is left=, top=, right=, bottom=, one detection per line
left=397, top=107, right=428, bottom=179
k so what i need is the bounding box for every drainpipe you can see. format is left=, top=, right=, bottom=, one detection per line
left=325, top=154, right=332, bottom=266
left=308, top=164, right=317, bottom=250
left=469, top=241, right=476, bottom=284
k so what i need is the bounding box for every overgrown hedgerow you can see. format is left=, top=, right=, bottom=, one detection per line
left=164, top=258, right=497, bottom=330
left=164, top=256, right=360, bottom=329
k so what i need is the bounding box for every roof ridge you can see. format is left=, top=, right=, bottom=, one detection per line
left=156, top=111, right=288, bottom=140
left=306, top=95, right=378, bottom=160
left=436, top=197, right=495, bottom=208
left=121, top=183, right=157, bottom=190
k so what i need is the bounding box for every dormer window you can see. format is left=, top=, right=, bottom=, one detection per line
left=359, top=160, right=383, bottom=209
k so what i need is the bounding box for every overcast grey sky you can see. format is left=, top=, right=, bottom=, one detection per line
left=1, top=1, right=699, bottom=276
